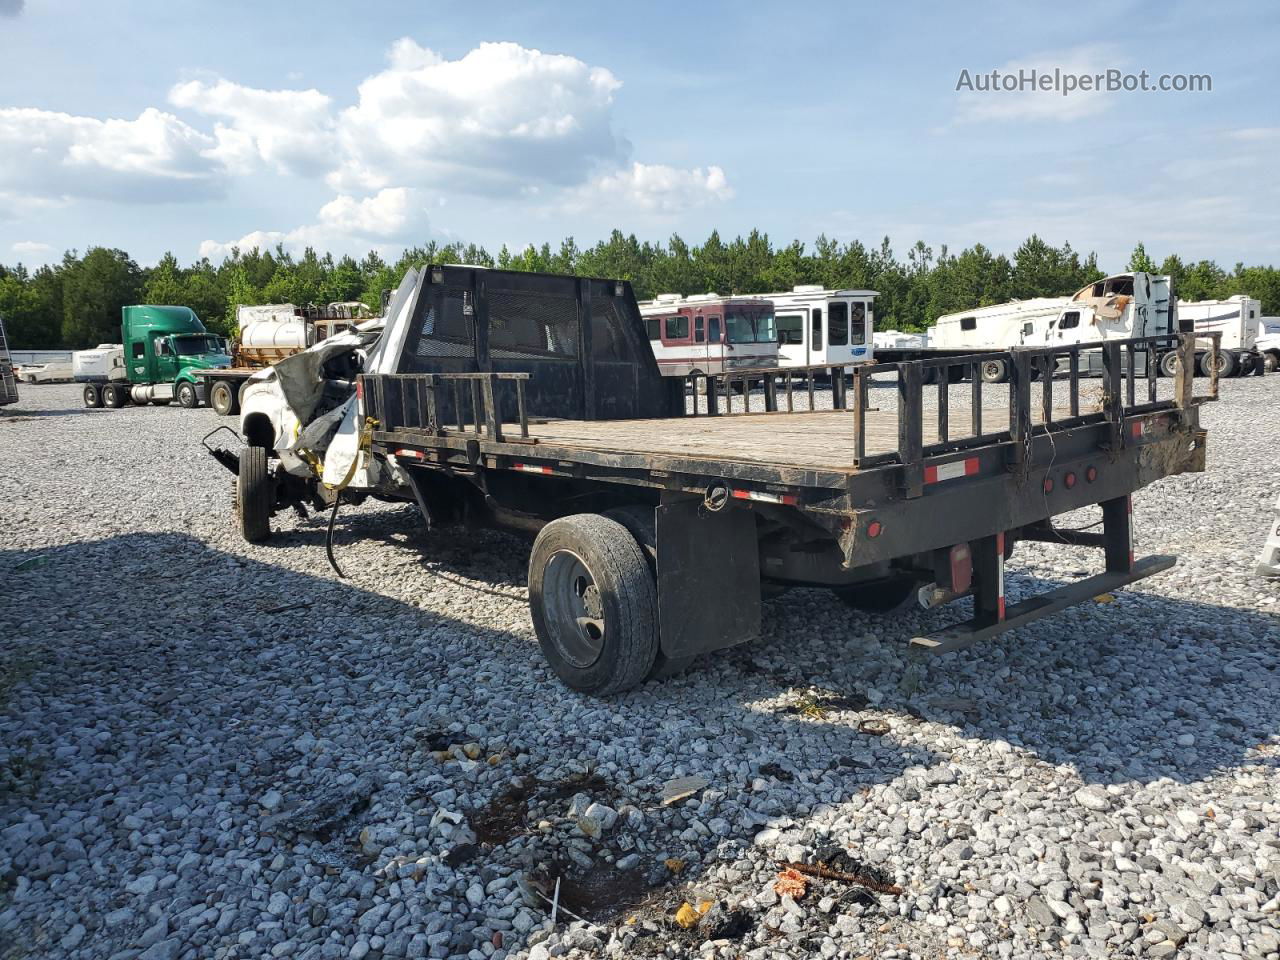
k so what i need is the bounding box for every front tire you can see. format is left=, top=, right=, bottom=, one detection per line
left=1266, top=352, right=1280, bottom=374
left=237, top=446, right=273, bottom=543
left=529, top=514, right=659, bottom=696
left=980, top=359, right=1008, bottom=384
left=177, top=381, right=198, bottom=408
left=209, top=380, right=238, bottom=417
left=1159, top=350, right=1183, bottom=378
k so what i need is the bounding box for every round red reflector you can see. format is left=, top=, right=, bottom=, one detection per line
left=1064, top=472, right=1076, bottom=489
left=1086, top=466, right=1098, bottom=483
left=867, top=520, right=883, bottom=538
left=1043, top=477, right=1054, bottom=494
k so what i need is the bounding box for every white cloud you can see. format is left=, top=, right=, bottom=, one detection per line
left=572, top=162, right=733, bottom=213
left=328, top=39, right=627, bottom=195
left=953, top=44, right=1121, bottom=124
left=12, top=240, right=52, bottom=258
left=0, top=106, right=222, bottom=202
left=199, top=187, right=417, bottom=259
left=168, top=79, right=335, bottom=177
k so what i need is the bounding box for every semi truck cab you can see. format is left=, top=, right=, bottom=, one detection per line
left=122, top=305, right=230, bottom=406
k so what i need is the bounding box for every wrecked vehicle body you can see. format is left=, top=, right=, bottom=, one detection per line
left=208, top=264, right=1217, bottom=696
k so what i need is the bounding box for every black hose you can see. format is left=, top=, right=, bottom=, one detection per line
left=325, top=494, right=345, bottom=578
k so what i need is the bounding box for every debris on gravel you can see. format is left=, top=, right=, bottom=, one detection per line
left=1, top=380, right=1279, bottom=959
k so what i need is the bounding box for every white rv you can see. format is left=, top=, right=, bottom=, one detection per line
left=637, top=294, right=778, bottom=378
left=1175, top=295, right=1264, bottom=376
left=929, top=273, right=1177, bottom=382
left=758, top=286, right=876, bottom=371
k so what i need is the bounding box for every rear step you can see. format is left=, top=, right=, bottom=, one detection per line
left=910, top=553, right=1175, bottom=655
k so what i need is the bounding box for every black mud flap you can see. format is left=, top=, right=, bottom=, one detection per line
left=656, top=498, right=761, bottom=658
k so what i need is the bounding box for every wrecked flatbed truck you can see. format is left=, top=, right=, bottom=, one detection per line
left=208, top=264, right=1218, bottom=695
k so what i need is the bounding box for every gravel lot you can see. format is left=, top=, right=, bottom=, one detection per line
left=2, top=379, right=1278, bottom=960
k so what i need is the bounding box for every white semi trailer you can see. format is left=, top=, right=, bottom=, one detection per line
left=1175, top=295, right=1265, bottom=376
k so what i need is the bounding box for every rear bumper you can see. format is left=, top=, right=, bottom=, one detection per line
left=911, top=554, right=1175, bottom=655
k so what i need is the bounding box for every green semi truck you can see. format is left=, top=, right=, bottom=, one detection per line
left=79, top=305, right=231, bottom=408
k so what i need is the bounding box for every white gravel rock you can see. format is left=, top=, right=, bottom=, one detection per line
left=2, top=380, right=1280, bottom=960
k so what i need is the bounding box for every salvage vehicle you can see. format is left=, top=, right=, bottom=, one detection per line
left=80, top=305, right=231, bottom=409
left=196, top=301, right=372, bottom=416
left=207, top=265, right=1219, bottom=695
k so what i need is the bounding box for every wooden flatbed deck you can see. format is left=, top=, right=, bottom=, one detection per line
left=456, top=401, right=1103, bottom=474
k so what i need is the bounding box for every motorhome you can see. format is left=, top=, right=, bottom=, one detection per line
left=757, top=286, right=876, bottom=371
left=637, top=293, right=777, bottom=377
left=923, top=273, right=1178, bottom=382
left=1176, top=295, right=1264, bottom=376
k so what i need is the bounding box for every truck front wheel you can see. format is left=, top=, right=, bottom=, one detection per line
left=177, top=381, right=198, bottom=408
left=980, top=359, right=1008, bottom=383
left=83, top=384, right=101, bottom=408
left=1266, top=352, right=1280, bottom=374
left=529, top=514, right=659, bottom=696
left=210, top=380, right=238, bottom=417
left=236, top=445, right=273, bottom=543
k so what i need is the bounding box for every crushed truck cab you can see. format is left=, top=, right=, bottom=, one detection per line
left=207, top=264, right=1217, bottom=696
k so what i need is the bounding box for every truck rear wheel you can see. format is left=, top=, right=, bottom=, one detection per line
left=603, top=505, right=695, bottom=681
left=82, top=384, right=101, bottom=408
left=1199, top=350, right=1235, bottom=378
left=1266, top=352, right=1280, bottom=374
left=529, top=514, right=659, bottom=696
left=237, top=445, right=273, bottom=543
left=177, top=381, right=198, bottom=409
left=101, top=383, right=125, bottom=408
left=210, top=380, right=238, bottom=417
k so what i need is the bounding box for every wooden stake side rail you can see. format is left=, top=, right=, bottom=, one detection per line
left=360, top=333, right=1219, bottom=486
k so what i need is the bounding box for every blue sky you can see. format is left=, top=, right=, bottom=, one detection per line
left=0, top=0, right=1277, bottom=272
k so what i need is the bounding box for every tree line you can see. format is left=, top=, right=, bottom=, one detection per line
left=2, top=231, right=1278, bottom=349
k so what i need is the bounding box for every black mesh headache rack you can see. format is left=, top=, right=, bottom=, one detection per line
left=355, top=265, right=1218, bottom=693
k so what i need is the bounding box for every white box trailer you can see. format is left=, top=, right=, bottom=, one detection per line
left=72, top=344, right=127, bottom=382
left=905, top=273, right=1185, bottom=382
left=1175, top=295, right=1265, bottom=376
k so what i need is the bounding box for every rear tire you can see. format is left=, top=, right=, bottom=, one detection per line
left=82, top=384, right=101, bottom=408
left=1158, top=350, right=1182, bottom=378
left=603, top=505, right=695, bottom=682
left=529, top=514, right=659, bottom=696
left=210, top=380, right=238, bottom=417
left=102, top=384, right=124, bottom=408
left=1199, top=350, right=1235, bottom=378
left=980, top=359, right=1008, bottom=383
left=1266, top=352, right=1280, bottom=374
left=177, top=381, right=198, bottom=409
left=237, top=445, right=273, bottom=543
left=832, top=576, right=920, bottom=615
